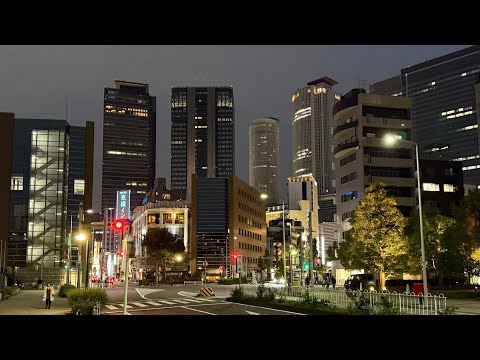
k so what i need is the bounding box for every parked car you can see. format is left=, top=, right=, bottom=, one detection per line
left=344, top=274, right=377, bottom=291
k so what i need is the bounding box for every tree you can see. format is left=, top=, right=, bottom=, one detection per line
left=405, top=207, right=455, bottom=284
left=337, top=182, right=408, bottom=289
left=258, top=249, right=272, bottom=281
left=141, top=228, right=185, bottom=284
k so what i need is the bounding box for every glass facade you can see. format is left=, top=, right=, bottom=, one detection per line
left=102, top=81, right=156, bottom=212
left=27, top=129, right=68, bottom=269
left=292, top=78, right=339, bottom=197
left=8, top=119, right=70, bottom=273
left=401, top=45, right=480, bottom=185
left=171, top=87, right=234, bottom=201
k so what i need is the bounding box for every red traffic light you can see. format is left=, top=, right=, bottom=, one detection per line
left=115, top=220, right=124, bottom=229
left=119, top=250, right=125, bottom=256
left=231, top=253, right=238, bottom=259
left=315, top=258, right=320, bottom=265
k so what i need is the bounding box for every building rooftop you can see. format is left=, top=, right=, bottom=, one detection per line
left=307, top=76, right=338, bottom=87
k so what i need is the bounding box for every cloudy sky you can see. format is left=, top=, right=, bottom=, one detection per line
left=0, top=45, right=469, bottom=211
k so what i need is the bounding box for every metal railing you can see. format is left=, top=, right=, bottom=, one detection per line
left=240, top=285, right=447, bottom=315
left=75, top=301, right=102, bottom=315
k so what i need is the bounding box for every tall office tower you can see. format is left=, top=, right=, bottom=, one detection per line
left=191, top=175, right=266, bottom=279
left=68, top=122, right=94, bottom=233
left=292, top=77, right=340, bottom=197
left=102, top=80, right=156, bottom=213
left=333, top=89, right=415, bottom=225
left=370, top=75, right=403, bottom=96
left=401, top=45, right=480, bottom=186
left=6, top=117, right=70, bottom=284
left=249, top=117, right=280, bottom=206
left=171, top=87, right=235, bottom=202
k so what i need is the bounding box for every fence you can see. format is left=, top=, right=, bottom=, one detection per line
left=240, top=285, right=447, bottom=315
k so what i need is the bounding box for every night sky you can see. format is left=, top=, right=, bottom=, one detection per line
left=0, top=45, right=470, bottom=211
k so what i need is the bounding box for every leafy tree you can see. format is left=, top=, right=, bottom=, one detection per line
left=141, top=228, right=185, bottom=284
left=405, top=207, right=455, bottom=284
left=258, top=249, right=272, bottom=281
left=337, top=182, right=408, bottom=289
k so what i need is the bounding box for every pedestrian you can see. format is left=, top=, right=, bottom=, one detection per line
left=324, top=274, right=329, bottom=289
left=305, top=276, right=310, bottom=287
left=43, top=282, right=55, bottom=309
left=331, top=275, right=336, bottom=289
left=170, top=278, right=174, bottom=286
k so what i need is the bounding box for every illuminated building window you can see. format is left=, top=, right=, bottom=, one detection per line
left=11, top=176, right=23, bottom=191
left=74, top=179, right=85, bottom=195
left=423, top=183, right=440, bottom=192
left=163, top=213, right=173, bottom=224
left=444, top=184, right=455, bottom=193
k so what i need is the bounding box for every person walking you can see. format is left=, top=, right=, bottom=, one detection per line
left=305, top=276, right=311, bottom=287
left=43, top=282, right=55, bottom=309
left=331, top=275, right=336, bottom=289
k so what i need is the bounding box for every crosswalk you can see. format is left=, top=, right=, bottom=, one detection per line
left=104, top=297, right=219, bottom=311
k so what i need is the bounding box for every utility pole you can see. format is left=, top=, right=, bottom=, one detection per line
left=66, top=215, right=73, bottom=285
left=282, top=202, right=287, bottom=284
left=78, top=202, right=84, bottom=288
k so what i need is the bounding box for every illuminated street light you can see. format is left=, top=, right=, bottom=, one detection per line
left=176, top=254, right=183, bottom=263
left=260, top=193, right=268, bottom=200
left=385, top=134, right=428, bottom=305
left=75, top=233, right=86, bottom=241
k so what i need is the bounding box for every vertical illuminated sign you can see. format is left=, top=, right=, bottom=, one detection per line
left=116, top=190, right=131, bottom=220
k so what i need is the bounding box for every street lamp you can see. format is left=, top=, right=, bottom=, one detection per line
left=290, top=248, right=297, bottom=287
left=385, top=134, right=428, bottom=304
left=75, top=232, right=87, bottom=288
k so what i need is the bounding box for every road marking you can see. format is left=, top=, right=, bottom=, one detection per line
left=180, top=306, right=217, bottom=315
left=135, top=288, right=164, bottom=299
left=145, top=301, right=164, bottom=306
left=118, top=304, right=133, bottom=308
left=131, top=302, right=148, bottom=307
left=245, top=310, right=260, bottom=315
left=170, top=299, right=190, bottom=304
left=178, top=291, right=199, bottom=297
left=105, top=304, right=118, bottom=310
left=236, top=303, right=306, bottom=315
left=179, top=298, right=203, bottom=303
left=155, top=300, right=177, bottom=305
left=195, top=298, right=216, bottom=302
left=105, top=301, right=227, bottom=314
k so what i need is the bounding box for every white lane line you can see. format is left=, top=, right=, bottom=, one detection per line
left=131, top=302, right=148, bottom=307
left=169, top=299, right=191, bottom=304
left=180, top=298, right=204, bottom=303
left=105, top=304, right=118, bottom=310
left=195, top=297, right=217, bottom=302
left=118, top=304, right=134, bottom=308
left=105, top=302, right=227, bottom=313
left=145, top=301, right=164, bottom=306
left=135, top=288, right=164, bottom=299
left=180, top=306, right=217, bottom=315
left=235, top=303, right=306, bottom=315
left=155, top=300, right=177, bottom=305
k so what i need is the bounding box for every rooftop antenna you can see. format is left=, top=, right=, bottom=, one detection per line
left=360, top=80, right=368, bottom=90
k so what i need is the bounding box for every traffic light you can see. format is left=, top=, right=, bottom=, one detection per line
left=114, top=220, right=124, bottom=229
left=119, top=250, right=125, bottom=257
left=231, top=253, right=238, bottom=260
left=303, top=263, right=309, bottom=270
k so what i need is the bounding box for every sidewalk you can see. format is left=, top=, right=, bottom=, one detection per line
left=446, top=298, right=480, bottom=315
left=0, top=289, right=71, bottom=315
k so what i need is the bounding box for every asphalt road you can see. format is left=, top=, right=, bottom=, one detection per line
left=103, top=284, right=304, bottom=315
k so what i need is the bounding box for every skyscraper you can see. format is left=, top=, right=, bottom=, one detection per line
left=292, top=77, right=340, bottom=197
left=171, top=86, right=235, bottom=202
left=401, top=45, right=480, bottom=186
left=249, top=117, right=279, bottom=206
left=102, top=80, right=156, bottom=212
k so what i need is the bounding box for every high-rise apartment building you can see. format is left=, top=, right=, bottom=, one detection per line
left=401, top=45, right=480, bottom=185
left=292, top=77, right=340, bottom=197
left=333, top=89, right=415, bottom=224
left=102, top=80, right=156, bottom=212
left=249, top=117, right=280, bottom=206
left=171, top=86, right=235, bottom=202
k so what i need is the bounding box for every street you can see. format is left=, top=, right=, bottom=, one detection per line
left=103, top=284, right=304, bottom=315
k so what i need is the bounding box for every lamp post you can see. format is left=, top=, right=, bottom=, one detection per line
left=75, top=233, right=86, bottom=288
left=290, top=248, right=297, bottom=287
left=385, top=134, right=428, bottom=305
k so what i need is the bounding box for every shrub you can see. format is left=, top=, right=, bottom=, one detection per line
left=264, top=288, right=276, bottom=303
left=218, top=277, right=247, bottom=285
left=345, top=290, right=373, bottom=314
left=5, top=286, right=20, bottom=296
left=437, top=305, right=459, bottom=315
left=67, top=288, right=108, bottom=315
left=230, top=286, right=245, bottom=301
left=59, top=284, right=76, bottom=298
left=376, top=296, right=400, bottom=315
left=256, top=285, right=266, bottom=300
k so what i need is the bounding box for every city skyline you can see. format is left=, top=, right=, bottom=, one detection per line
left=0, top=45, right=470, bottom=211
